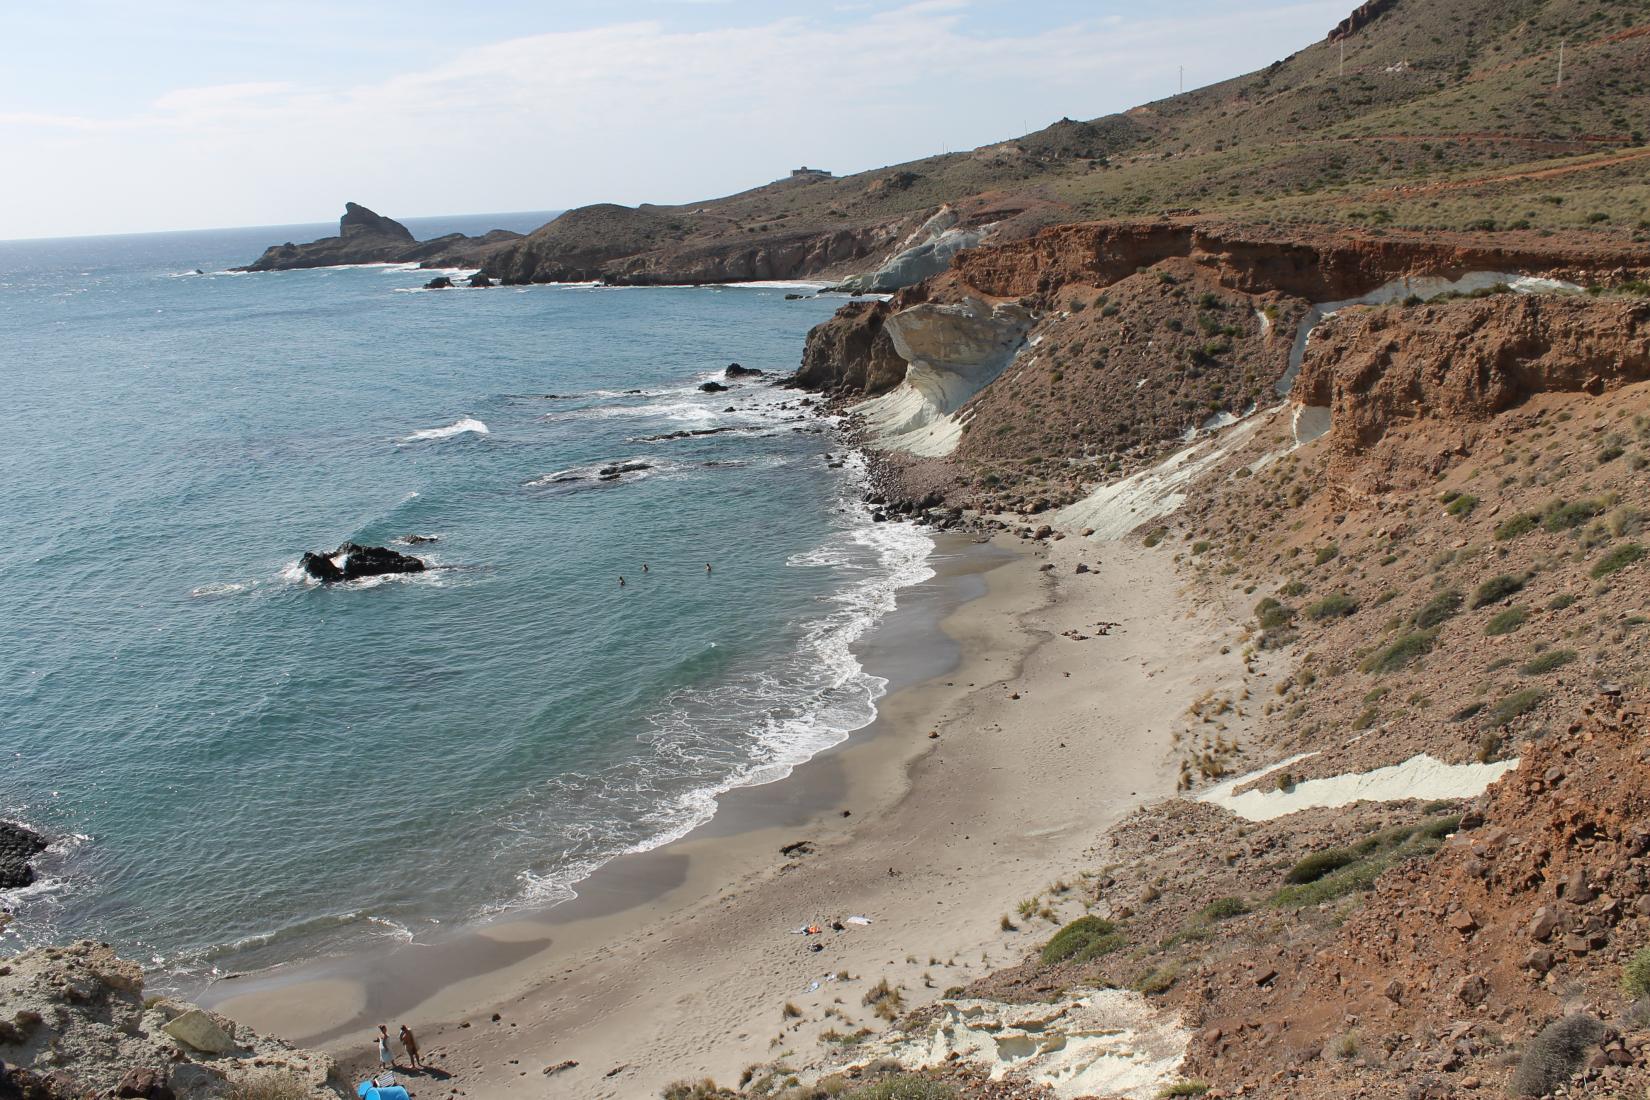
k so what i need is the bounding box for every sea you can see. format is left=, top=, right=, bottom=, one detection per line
left=0, top=213, right=932, bottom=983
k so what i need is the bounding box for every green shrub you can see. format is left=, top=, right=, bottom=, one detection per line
left=1306, top=593, right=1358, bottom=621
left=844, top=1076, right=959, bottom=1100
left=1143, top=527, right=1169, bottom=548
left=1041, top=916, right=1124, bottom=965
left=1495, top=513, right=1540, bottom=540
left=1285, top=848, right=1357, bottom=884
left=1413, top=590, right=1462, bottom=629
left=1521, top=649, right=1577, bottom=675
left=1544, top=498, right=1606, bottom=533
left=1269, top=857, right=1387, bottom=907
left=1314, top=545, right=1340, bottom=566
left=1624, top=947, right=1650, bottom=998
left=1361, top=629, right=1438, bottom=674
left=1548, top=593, right=1578, bottom=611
left=1199, top=896, right=1251, bottom=921
left=1508, top=1015, right=1606, bottom=1098
left=1444, top=493, right=1479, bottom=517
left=1471, top=574, right=1525, bottom=608
left=1592, top=542, right=1646, bottom=578
left=227, top=1077, right=321, bottom=1100
left=1491, top=688, right=1545, bottom=725
left=1158, top=1083, right=1212, bottom=1098
left=1485, top=606, right=1528, bottom=635
left=1134, top=962, right=1181, bottom=995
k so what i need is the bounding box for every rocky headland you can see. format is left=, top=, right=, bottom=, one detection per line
left=236, top=203, right=522, bottom=273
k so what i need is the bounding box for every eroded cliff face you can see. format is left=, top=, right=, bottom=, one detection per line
left=1295, top=295, right=1650, bottom=493
left=949, top=220, right=1650, bottom=304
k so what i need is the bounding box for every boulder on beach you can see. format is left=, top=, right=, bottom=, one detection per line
left=299, top=543, right=426, bottom=584
left=699, top=380, right=729, bottom=393
left=1, top=820, right=49, bottom=889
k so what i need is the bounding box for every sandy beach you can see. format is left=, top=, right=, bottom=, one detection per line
left=206, top=527, right=1250, bottom=1098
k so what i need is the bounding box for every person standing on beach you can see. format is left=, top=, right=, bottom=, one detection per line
left=375, top=1024, right=396, bottom=1071
left=399, top=1024, right=423, bottom=1070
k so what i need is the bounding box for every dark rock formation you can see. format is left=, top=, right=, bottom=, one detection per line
left=597, top=462, right=651, bottom=481
left=1, top=821, right=49, bottom=889
left=699, top=381, right=729, bottom=393
left=792, top=298, right=910, bottom=396
left=237, top=204, right=524, bottom=273
left=467, top=273, right=494, bottom=288
left=424, top=276, right=454, bottom=290
left=724, top=363, right=764, bottom=378
left=299, top=543, right=426, bottom=584
left=483, top=203, right=908, bottom=286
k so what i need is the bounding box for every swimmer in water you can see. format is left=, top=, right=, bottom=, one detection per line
left=619, top=576, right=626, bottom=587
left=706, top=563, right=713, bottom=574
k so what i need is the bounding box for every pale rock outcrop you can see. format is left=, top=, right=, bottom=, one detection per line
left=835, top=206, right=990, bottom=294
left=852, top=297, right=1033, bottom=456
left=0, top=941, right=342, bottom=1099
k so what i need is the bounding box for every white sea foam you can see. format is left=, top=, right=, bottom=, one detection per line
left=399, top=416, right=489, bottom=442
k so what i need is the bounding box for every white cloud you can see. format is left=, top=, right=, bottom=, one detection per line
left=0, top=2, right=1348, bottom=238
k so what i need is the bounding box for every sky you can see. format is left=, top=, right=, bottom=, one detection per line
left=1, top=1, right=1354, bottom=240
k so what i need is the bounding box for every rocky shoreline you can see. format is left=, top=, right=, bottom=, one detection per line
left=0, top=821, right=48, bottom=891
left=236, top=202, right=522, bottom=273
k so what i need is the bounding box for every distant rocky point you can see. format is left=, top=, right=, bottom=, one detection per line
left=236, top=202, right=523, bottom=273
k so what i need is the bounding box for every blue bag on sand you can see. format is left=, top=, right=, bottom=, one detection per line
left=357, top=1083, right=411, bottom=1100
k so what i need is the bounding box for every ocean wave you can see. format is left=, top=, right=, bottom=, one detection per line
left=399, top=417, right=489, bottom=443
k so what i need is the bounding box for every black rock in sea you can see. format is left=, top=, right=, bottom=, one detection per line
left=424, top=275, right=454, bottom=290
left=724, top=363, right=765, bottom=378
left=699, top=381, right=729, bottom=393
left=300, top=543, right=426, bottom=584
left=1, top=820, right=49, bottom=889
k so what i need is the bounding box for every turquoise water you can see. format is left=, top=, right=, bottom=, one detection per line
left=0, top=218, right=931, bottom=979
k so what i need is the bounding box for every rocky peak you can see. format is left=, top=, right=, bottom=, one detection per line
left=338, top=202, right=413, bottom=242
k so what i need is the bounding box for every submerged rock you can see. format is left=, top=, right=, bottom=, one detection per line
left=597, top=462, right=652, bottom=481
left=300, top=543, right=426, bottom=584
left=1, top=820, right=49, bottom=889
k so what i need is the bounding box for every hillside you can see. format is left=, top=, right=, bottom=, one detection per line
left=480, top=0, right=1650, bottom=286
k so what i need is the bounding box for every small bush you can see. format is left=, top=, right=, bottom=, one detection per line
left=1134, top=962, right=1181, bottom=995
left=1285, top=848, right=1357, bottom=884
left=1544, top=498, right=1606, bottom=533
left=1361, top=629, right=1438, bottom=674
left=1444, top=493, right=1479, bottom=517
left=1143, top=527, right=1169, bottom=548
left=1157, top=1083, right=1212, bottom=1098
left=1191, top=540, right=1211, bottom=555
left=1592, top=542, right=1646, bottom=578
left=1548, top=593, right=1578, bottom=611
left=1495, top=513, right=1540, bottom=540
left=1305, top=593, right=1358, bottom=621
left=844, top=1075, right=958, bottom=1100
left=1314, top=545, right=1340, bottom=566
left=1041, top=916, right=1124, bottom=965
left=1485, top=606, right=1528, bottom=635
left=1509, top=1014, right=1606, bottom=1098
left=1624, top=947, right=1650, bottom=998
left=1471, top=574, right=1525, bottom=608
left=1521, top=649, right=1576, bottom=675
left=1413, top=590, right=1462, bottom=629
left=228, top=1077, right=325, bottom=1100
left=1491, top=688, right=1545, bottom=725
left=1199, top=896, right=1251, bottom=921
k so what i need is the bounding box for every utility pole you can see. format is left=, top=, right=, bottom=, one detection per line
left=1556, top=38, right=1565, bottom=88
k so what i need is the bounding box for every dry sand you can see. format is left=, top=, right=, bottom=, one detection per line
left=209, top=529, right=1251, bottom=1098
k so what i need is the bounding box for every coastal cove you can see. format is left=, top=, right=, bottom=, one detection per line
left=202, top=524, right=1255, bottom=1098
left=0, top=227, right=909, bottom=990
